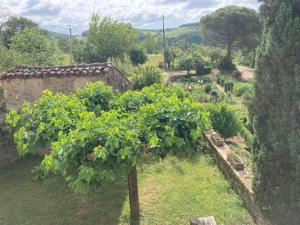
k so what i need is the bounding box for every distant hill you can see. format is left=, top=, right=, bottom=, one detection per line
left=138, top=22, right=202, bottom=46
left=47, top=31, right=69, bottom=40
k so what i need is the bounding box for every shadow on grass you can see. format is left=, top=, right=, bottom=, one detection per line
left=0, top=156, right=132, bottom=225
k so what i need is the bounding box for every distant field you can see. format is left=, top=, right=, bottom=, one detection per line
left=0, top=154, right=253, bottom=225
left=145, top=54, right=164, bottom=68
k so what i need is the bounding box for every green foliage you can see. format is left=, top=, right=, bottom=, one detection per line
left=224, top=81, right=234, bottom=93
left=6, top=91, right=86, bottom=156
left=193, top=52, right=212, bottom=75
left=10, top=28, right=62, bottom=66
left=132, top=66, right=163, bottom=90
left=0, top=49, right=22, bottom=71
left=129, top=48, right=147, bottom=65
left=0, top=16, right=38, bottom=48
left=233, top=83, right=252, bottom=97
left=79, top=14, right=137, bottom=63
left=251, top=1, right=300, bottom=224
left=217, top=56, right=236, bottom=72
left=76, top=82, right=118, bottom=115
left=201, top=6, right=260, bottom=59
left=204, top=84, right=212, bottom=94
left=206, top=104, right=241, bottom=138
left=178, top=52, right=194, bottom=75
left=6, top=82, right=211, bottom=194
left=142, top=32, right=163, bottom=54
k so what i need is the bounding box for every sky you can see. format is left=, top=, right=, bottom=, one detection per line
left=1, top=0, right=260, bottom=35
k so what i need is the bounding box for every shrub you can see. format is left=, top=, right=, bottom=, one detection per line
left=129, top=48, right=147, bottom=65
left=206, top=104, right=241, bottom=138
left=76, top=82, right=117, bottom=115
left=178, top=53, right=194, bottom=75
left=204, top=84, right=212, bottom=94
left=217, top=56, right=236, bottom=71
left=193, top=54, right=212, bottom=75
left=132, top=66, right=163, bottom=90
left=233, top=83, right=252, bottom=97
left=224, top=81, right=234, bottom=92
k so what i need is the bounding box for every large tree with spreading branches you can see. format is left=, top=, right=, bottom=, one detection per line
left=201, top=5, right=260, bottom=59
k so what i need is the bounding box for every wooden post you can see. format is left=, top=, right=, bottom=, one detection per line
left=128, top=165, right=140, bottom=219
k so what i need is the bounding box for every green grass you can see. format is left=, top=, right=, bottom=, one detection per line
left=0, top=154, right=253, bottom=225
left=145, top=54, right=163, bottom=68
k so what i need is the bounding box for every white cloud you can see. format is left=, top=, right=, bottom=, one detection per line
left=1, top=0, right=260, bottom=34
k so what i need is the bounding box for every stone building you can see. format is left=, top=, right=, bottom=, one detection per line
left=0, top=63, right=131, bottom=167
left=0, top=63, right=132, bottom=110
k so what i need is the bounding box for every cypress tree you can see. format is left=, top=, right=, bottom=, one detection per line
left=251, top=1, right=300, bottom=224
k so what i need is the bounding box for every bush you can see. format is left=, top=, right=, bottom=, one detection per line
left=132, top=66, right=163, bottom=90
left=233, top=83, right=252, bottom=97
left=224, top=81, right=234, bottom=92
left=178, top=53, right=194, bottom=75
left=129, top=48, right=147, bottom=65
left=193, top=54, right=212, bottom=75
left=217, top=56, right=236, bottom=71
left=206, top=104, right=241, bottom=138
left=204, top=84, right=212, bottom=94
left=76, top=82, right=117, bottom=115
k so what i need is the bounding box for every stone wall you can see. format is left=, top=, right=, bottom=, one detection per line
left=1, top=67, right=131, bottom=110
left=0, top=64, right=131, bottom=167
left=204, top=132, right=272, bottom=225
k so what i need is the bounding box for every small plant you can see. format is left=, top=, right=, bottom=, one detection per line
left=204, top=84, right=212, bottom=94
left=224, top=81, right=234, bottom=92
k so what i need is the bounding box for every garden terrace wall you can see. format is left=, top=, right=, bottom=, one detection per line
left=204, top=132, right=272, bottom=225
left=0, top=63, right=132, bottom=110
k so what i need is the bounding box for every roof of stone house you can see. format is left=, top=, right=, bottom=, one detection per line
left=0, top=63, right=130, bottom=83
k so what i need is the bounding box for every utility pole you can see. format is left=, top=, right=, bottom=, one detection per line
left=185, top=32, right=188, bottom=51
left=69, top=26, right=73, bottom=64
left=162, top=15, right=167, bottom=69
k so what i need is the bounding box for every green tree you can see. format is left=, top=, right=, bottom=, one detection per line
left=143, top=32, right=163, bottom=54
left=201, top=6, right=260, bottom=59
left=0, top=16, right=38, bottom=48
left=178, top=52, right=194, bottom=75
left=250, top=1, right=300, bottom=224
left=7, top=84, right=210, bottom=221
left=0, top=49, right=22, bottom=71
left=85, top=14, right=137, bottom=63
left=10, top=28, right=62, bottom=66
left=129, top=48, right=147, bottom=65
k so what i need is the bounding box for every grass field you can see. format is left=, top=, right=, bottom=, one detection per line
left=0, top=154, right=253, bottom=225
left=145, top=54, right=164, bottom=68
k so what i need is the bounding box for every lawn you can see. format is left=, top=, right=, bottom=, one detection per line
left=0, top=154, right=253, bottom=225
left=145, top=54, right=164, bottom=68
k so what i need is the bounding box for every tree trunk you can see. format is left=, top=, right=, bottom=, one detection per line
left=252, top=48, right=256, bottom=68
left=128, top=166, right=140, bottom=219
left=226, top=39, right=233, bottom=59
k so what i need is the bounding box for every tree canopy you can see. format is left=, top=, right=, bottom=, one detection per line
left=0, top=16, right=39, bottom=48
left=75, top=14, right=137, bottom=63
left=201, top=5, right=260, bottom=59
left=250, top=0, right=300, bottom=224
left=10, top=28, right=62, bottom=66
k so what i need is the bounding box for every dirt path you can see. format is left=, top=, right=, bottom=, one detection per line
left=237, top=66, right=254, bottom=81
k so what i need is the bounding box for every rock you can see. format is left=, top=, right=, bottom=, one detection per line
left=190, top=216, right=217, bottom=225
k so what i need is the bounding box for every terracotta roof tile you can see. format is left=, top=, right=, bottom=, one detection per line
left=0, top=63, right=115, bottom=80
